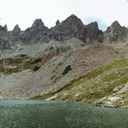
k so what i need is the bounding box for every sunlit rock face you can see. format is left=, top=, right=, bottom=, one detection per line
left=104, top=21, right=127, bottom=43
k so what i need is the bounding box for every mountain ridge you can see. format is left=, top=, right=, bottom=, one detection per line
left=0, top=14, right=128, bottom=49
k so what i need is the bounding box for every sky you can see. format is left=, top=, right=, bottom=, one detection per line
left=0, top=0, right=128, bottom=31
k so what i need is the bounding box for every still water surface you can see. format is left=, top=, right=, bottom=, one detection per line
left=0, top=100, right=128, bottom=128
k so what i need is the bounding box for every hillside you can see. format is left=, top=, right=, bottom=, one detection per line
left=0, top=14, right=128, bottom=107
left=0, top=43, right=125, bottom=100
left=43, top=58, right=128, bottom=108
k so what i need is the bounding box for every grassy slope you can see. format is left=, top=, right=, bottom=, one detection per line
left=0, top=57, right=42, bottom=74
left=40, top=58, right=128, bottom=107
left=0, top=51, right=56, bottom=74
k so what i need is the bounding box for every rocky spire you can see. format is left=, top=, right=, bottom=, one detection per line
left=76, top=22, right=101, bottom=43
left=105, top=21, right=126, bottom=43
left=85, top=22, right=100, bottom=41
left=56, top=20, right=60, bottom=26
left=23, top=19, right=50, bottom=43
left=4, top=25, right=8, bottom=32
left=13, top=24, right=21, bottom=33
left=31, top=19, right=44, bottom=28
left=111, top=21, right=121, bottom=28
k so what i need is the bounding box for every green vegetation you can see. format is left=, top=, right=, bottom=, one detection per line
left=0, top=56, right=42, bottom=74
left=30, top=92, right=55, bottom=99
left=37, top=58, right=128, bottom=107
left=62, top=65, right=72, bottom=75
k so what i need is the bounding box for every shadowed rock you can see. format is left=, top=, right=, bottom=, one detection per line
left=4, top=25, right=8, bottom=32
left=56, top=20, right=60, bottom=26
left=76, top=22, right=102, bottom=43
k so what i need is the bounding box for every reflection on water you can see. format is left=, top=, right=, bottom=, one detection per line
left=0, top=100, right=128, bottom=128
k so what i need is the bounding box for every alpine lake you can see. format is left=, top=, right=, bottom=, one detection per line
left=0, top=100, right=128, bottom=128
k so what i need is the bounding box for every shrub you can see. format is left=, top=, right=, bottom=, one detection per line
left=62, top=65, right=72, bottom=75
left=32, top=65, right=40, bottom=71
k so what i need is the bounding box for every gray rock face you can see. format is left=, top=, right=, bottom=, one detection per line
left=0, top=25, right=8, bottom=38
left=4, top=25, right=8, bottom=32
left=104, top=21, right=126, bottom=43
left=0, top=15, right=127, bottom=49
left=23, top=19, right=50, bottom=43
left=0, top=38, right=10, bottom=49
left=76, top=22, right=103, bottom=43
left=49, top=14, right=84, bottom=41
left=31, top=19, right=45, bottom=28
left=0, top=25, right=10, bottom=49
left=0, top=25, right=7, bottom=32
left=85, top=22, right=101, bottom=43
left=56, top=20, right=60, bottom=26
left=11, top=25, right=23, bottom=43
left=12, top=25, right=21, bottom=34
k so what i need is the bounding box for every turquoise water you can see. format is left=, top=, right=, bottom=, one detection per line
left=0, top=100, right=128, bottom=128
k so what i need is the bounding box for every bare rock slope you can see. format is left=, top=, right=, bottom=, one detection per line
left=1, top=43, right=122, bottom=99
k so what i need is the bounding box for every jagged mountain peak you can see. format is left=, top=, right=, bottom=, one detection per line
left=62, top=14, right=84, bottom=26
left=4, top=25, right=8, bottom=32
left=49, top=14, right=84, bottom=41
left=23, top=18, right=49, bottom=44
left=104, top=20, right=126, bottom=43
left=0, top=14, right=127, bottom=49
left=0, top=25, right=7, bottom=32
left=66, top=14, right=81, bottom=20
left=106, top=21, right=123, bottom=33
left=55, top=20, right=60, bottom=26
left=86, top=22, right=99, bottom=30
left=13, top=24, right=21, bottom=32
left=76, top=21, right=101, bottom=43
left=31, top=19, right=44, bottom=28
left=111, top=20, right=121, bottom=28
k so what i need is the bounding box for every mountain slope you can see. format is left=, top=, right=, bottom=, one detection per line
left=45, top=58, right=128, bottom=108
left=0, top=14, right=128, bottom=108
left=0, top=43, right=121, bottom=99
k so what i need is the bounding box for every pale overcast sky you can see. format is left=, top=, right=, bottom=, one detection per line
left=0, top=0, right=127, bottom=30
